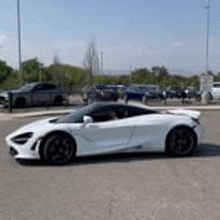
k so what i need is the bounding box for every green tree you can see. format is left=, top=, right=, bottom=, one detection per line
left=47, top=64, right=87, bottom=94
left=0, top=60, right=13, bottom=85
left=22, top=57, right=52, bottom=83
left=131, top=68, right=154, bottom=84
left=2, top=70, right=20, bottom=90
left=152, top=66, right=169, bottom=77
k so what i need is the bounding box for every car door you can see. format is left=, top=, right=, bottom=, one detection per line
left=31, top=83, right=50, bottom=105
left=79, top=107, right=135, bottom=154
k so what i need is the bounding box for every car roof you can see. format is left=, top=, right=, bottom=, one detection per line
left=90, top=101, right=154, bottom=111
left=90, top=102, right=125, bottom=108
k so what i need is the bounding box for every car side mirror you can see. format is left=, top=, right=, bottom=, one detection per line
left=83, top=115, right=93, bottom=124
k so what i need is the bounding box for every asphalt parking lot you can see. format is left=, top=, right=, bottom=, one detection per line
left=1, top=110, right=220, bottom=220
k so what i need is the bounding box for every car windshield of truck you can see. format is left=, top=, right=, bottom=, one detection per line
left=19, top=84, right=35, bottom=92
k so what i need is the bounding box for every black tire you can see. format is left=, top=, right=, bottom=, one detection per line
left=54, top=96, right=63, bottom=106
left=15, top=97, right=25, bottom=108
left=43, top=133, right=76, bottom=165
left=166, top=126, right=196, bottom=156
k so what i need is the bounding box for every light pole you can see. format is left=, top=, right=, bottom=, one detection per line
left=17, top=0, right=23, bottom=86
left=205, top=0, right=210, bottom=75
left=100, top=51, right=104, bottom=84
left=100, top=51, right=103, bottom=74
left=129, top=64, right=133, bottom=84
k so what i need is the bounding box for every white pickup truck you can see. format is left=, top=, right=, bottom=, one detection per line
left=211, top=82, right=220, bottom=100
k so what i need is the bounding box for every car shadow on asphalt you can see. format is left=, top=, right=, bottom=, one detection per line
left=16, top=142, right=220, bottom=167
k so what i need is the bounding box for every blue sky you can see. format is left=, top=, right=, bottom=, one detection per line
left=0, top=0, right=220, bottom=75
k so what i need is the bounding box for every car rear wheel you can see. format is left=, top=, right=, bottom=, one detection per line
left=166, top=126, right=196, bottom=156
left=43, top=133, right=76, bottom=165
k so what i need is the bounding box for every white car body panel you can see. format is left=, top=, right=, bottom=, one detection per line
left=71, top=119, right=135, bottom=156
left=166, top=110, right=201, bottom=120
left=5, top=108, right=205, bottom=160
left=211, top=82, right=220, bottom=100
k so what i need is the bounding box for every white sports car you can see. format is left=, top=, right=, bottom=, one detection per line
left=6, top=102, right=205, bottom=165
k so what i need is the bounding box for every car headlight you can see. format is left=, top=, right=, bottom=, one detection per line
left=11, top=132, right=33, bottom=145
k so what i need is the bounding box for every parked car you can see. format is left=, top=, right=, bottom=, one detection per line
left=141, top=88, right=164, bottom=101
left=120, top=86, right=164, bottom=103
left=210, top=82, right=220, bottom=100
left=0, top=82, right=66, bottom=108
left=122, top=87, right=145, bottom=102
left=82, top=85, right=119, bottom=105
left=184, top=89, right=201, bottom=100
left=163, top=88, right=186, bottom=99
left=6, top=102, right=205, bottom=165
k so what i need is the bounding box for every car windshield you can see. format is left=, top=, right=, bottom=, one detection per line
left=56, top=104, right=98, bottom=123
left=18, top=84, right=35, bottom=92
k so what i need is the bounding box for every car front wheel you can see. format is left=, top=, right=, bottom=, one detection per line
left=15, top=97, right=26, bottom=108
left=43, top=133, right=76, bottom=165
left=166, top=126, right=196, bottom=156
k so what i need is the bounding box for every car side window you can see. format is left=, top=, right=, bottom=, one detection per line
left=32, top=84, right=44, bottom=92
left=113, top=106, right=125, bottom=119
left=46, top=84, right=56, bottom=90
left=91, top=107, right=118, bottom=122
left=213, top=84, right=220, bottom=88
left=125, top=106, right=156, bottom=118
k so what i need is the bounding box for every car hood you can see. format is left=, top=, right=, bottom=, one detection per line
left=7, top=117, right=59, bottom=139
left=166, top=110, right=201, bottom=120
left=0, top=89, right=22, bottom=97
left=0, top=91, right=8, bottom=98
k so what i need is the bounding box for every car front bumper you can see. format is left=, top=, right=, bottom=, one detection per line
left=5, top=135, right=41, bottom=160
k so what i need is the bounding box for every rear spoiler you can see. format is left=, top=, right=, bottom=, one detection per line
left=166, top=110, right=201, bottom=120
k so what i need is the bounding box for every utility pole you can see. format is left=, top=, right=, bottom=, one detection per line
left=100, top=51, right=103, bottom=74
left=205, top=0, right=210, bottom=75
left=129, top=65, right=133, bottom=84
left=17, top=0, right=23, bottom=86
left=100, top=51, right=104, bottom=84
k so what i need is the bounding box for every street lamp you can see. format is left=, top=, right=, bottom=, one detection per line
left=100, top=51, right=103, bottom=74
left=205, top=0, right=210, bottom=75
left=17, top=0, right=23, bottom=86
